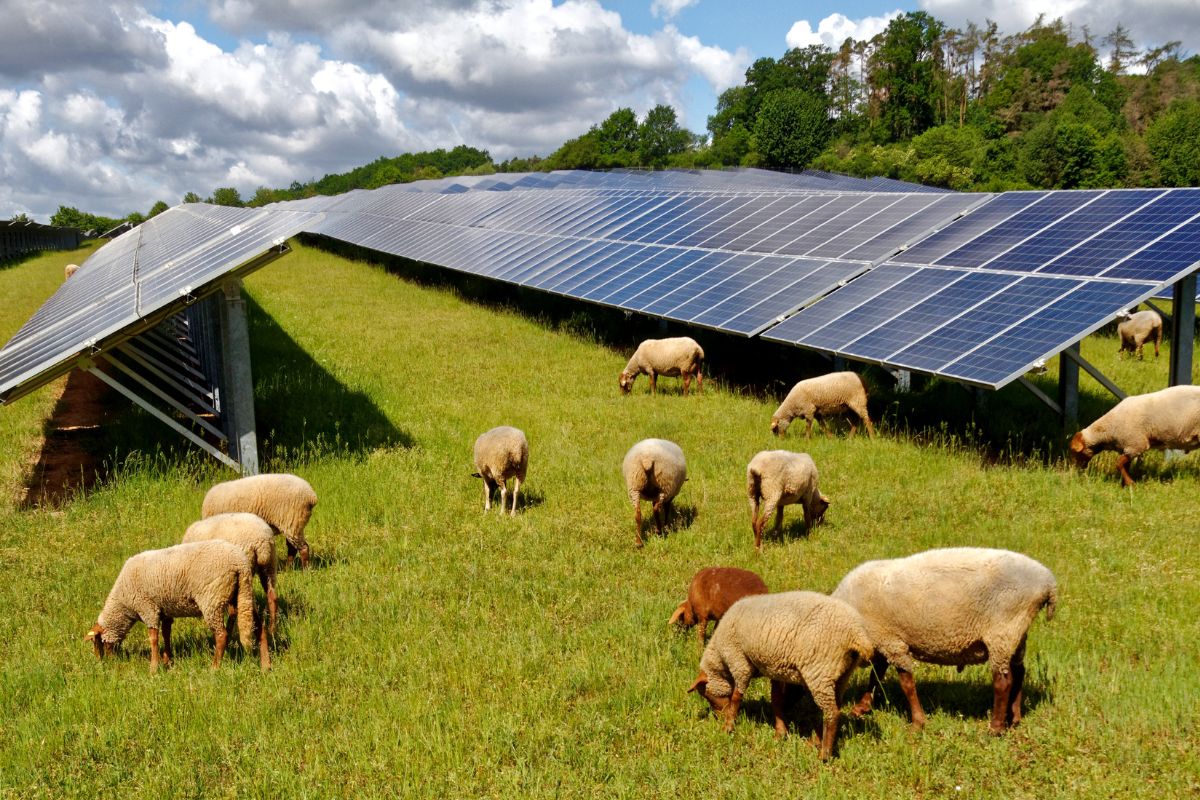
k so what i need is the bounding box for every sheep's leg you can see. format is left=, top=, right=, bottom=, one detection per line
left=696, top=617, right=709, bottom=649
left=649, top=372, right=658, bottom=395
left=804, top=416, right=814, bottom=439
left=160, top=618, right=173, bottom=666
left=817, top=707, right=840, bottom=761
left=682, top=373, right=691, bottom=396
left=897, top=668, right=927, bottom=730
left=285, top=539, right=298, bottom=569
left=722, top=688, right=744, bottom=733
left=499, top=482, right=509, bottom=517
left=653, top=499, right=666, bottom=536
left=148, top=627, right=161, bottom=674
left=298, top=542, right=310, bottom=569
left=773, top=506, right=784, bottom=537
left=770, top=680, right=789, bottom=738
left=863, top=413, right=876, bottom=438
left=510, top=477, right=520, bottom=516
left=989, top=667, right=1013, bottom=734
left=262, top=574, right=278, bottom=637
left=482, top=477, right=493, bottom=512
left=258, top=612, right=271, bottom=672
left=1008, top=658, right=1026, bottom=727
left=211, top=627, right=228, bottom=669
left=633, top=497, right=644, bottom=548
left=696, top=371, right=703, bottom=394
left=851, top=653, right=889, bottom=717
left=1116, top=454, right=1136, bottom=486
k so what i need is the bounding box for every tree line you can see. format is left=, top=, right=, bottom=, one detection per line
left=46, top=13, right=1200, bottom=230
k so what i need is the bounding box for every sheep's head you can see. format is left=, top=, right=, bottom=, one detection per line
left=812, top=492, right=830, bottom=525
left=85, top=624, right=113, bottom=660
left=618, top=371, right=634, bottom=394
left=687, top=671, right=730, bottom=712
left=668, top=602, right=694, bottom=628
left=1068, top=431, right=1094, bottom=468
left=769, top=415, right=787, bottom=437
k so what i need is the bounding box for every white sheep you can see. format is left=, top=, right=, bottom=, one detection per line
left=183, top=512, right=279, bottom=635
left=85, top=540, right=270, bottom=672
left=64, top=263, right=79, bottom=280
left=770, top=372, right=874, bottom=439
left=619, top=337, right=705, bottom=395
left=202, top=473, right=317, bottom=568
left=746, top=450, right=830, bottom=550
left=832, top=547, right=1056, bottom=734
left=622, top=438, right=687, bottom=547
left=471, top=426, right=529, bottom=516
left=1069, top=384, right=1200, bottom=486
left=687, top=590, right=873, bottom=760
left=1116, top=309, right=1162, bottom=360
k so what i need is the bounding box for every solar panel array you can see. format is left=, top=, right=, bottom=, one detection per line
left=4, top=169, right=1199, bottom=410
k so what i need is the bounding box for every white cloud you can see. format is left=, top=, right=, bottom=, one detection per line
left=786, top=10, right=903, bottom=50
left=651, top=0, right=698, bottom=21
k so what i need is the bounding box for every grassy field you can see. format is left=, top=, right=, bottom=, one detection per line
left=0, top=241, right=1197, bottom=799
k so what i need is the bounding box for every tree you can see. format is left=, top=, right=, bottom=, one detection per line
left=1102, top=24, right=1138, bottom=75
left=637, top=104, right=692, bottom=168
left=869, top=12, right=947, bottom=141
left=210, top=187, right=244, bottom=207
left=182, top=191, right=201, bottom=204
left=148, top=201, right=169, bottom=218
left=595, top=108, right=639, bottom=158
left=752, top=89, right=830, bottom=169
left=1146, top=100, right=1200, bottom=186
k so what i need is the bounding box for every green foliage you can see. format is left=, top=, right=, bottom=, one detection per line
left=208, top=187, right=244, bottom=207
left=147, top=201, right=169, bottom=218
left=182, top=192, right=201, bottom=204
left=752, top=89, right=829, bottom=170
left=48, top=205, right=122, bottom=234
left=1146, top=100, right=1200, bottom=186
left=637, top=104, right=693, bottom=168
left=870, top=12, right=946, bottom=141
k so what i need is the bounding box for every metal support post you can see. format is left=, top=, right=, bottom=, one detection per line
left=1170, top=274, right=1196, bottom=387
left=893, top=369, right=911, bottom=393
left=1058, top=342, right=1080, bottom=431
left=218, top=280, right=260, bottom=474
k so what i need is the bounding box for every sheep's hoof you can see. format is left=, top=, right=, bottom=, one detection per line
left=988, top=723, right=1008, bottom=736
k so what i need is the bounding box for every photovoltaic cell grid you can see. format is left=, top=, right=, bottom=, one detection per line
left=764, top=186, right=1200, bottom=387
left=0, top=204, right=319, bottom=403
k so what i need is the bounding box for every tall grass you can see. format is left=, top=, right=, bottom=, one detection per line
left=0, top=241, right=1196, bottom=798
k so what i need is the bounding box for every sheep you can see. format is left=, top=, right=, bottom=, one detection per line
left=64, top=263, right=79, bottom=280
left=686, top=590, right=873, bottom=760
left=746, top=450, right=829, bottom=550
left=619, top=337, right=704, bottom=395
left=202, top=473, right=317, bottom=568
left=85, top=540, right=270, bottom=673
left=1116, top=309, right=1163, bottom=360
left=622, top=438, right=687, bottom=547
left=669, top=567, right=768, bottom=648
left=770, top=372, right=874, bottom=439
left=832, top=547, right=1056, bottom=734
left=471, top=426, right=529, bottom=516
left=1069, top=384, right=1200, bottom=486
left=183, top=512, right=279, bottom=636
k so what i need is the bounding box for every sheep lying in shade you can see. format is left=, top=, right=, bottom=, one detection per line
left=770, top=372, right=874, bottom=439
left=86, top=540, right=269, bottom=672
left=622, top=438, right=687, bottom=547
left=832, top=547, right=1056, bottom=734
left=619, top=337, right=705, bottom=395
left=183, top=512, right=279, bottom=635
left=1069, top=385, right=1200, bottom=486
left=202, top=473, right=317, bottom=568
left=471, top=426, right=529, bottom=516
left=687, top=590, right=873, bottom=760
left=669, top=566, right=768, bottom=648
left=746, top=450, right=829, bottom=550
left=1116, top=309, right=1163, bottom=360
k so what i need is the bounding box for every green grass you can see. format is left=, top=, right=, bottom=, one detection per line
left=0, top=241, right=1197, bottom=799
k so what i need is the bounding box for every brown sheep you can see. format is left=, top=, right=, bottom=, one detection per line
left=669, top=567, right=769, bottom=648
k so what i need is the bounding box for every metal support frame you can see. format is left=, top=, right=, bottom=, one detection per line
left=1060, top=347, right=1127, bottom=402
left=217, top=279, right=260, bottom=475
left=1057, top=342, right=1080, bottom=430
left=892, top=368, right=912, bottom=393
left=1017, top=376, right=1061, bottom=416
left=1170, top=273, right=1196, bottom=387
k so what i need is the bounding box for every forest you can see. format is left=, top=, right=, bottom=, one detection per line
left=48, top=13, right=1200, bottom=228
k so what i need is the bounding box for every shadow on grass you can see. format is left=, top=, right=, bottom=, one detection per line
left=290, top=547, right=350, bottom=572
left=755, top=516, right=821, bottom=547
left=844, top=672, right=1050, bottom=729
left=475, top=484, right=547, bottom=513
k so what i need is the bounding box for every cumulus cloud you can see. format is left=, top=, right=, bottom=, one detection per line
left=651, top=0, right=699, bottom=21
left=786, top=10, right=903, bottom=50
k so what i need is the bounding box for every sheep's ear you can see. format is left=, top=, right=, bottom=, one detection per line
left=470, top=472, right=481, bottom=478
left=687, top=672, right=708, bottom=694
left=668, top=604, right=687, bottom=626
left=84, top=630, right=96, bottom=640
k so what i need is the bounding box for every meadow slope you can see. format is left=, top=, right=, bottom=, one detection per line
left=0, top=242, right=1196, bottom=799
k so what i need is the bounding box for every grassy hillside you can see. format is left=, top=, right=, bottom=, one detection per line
left=0, top=242, right=1196, bottom=798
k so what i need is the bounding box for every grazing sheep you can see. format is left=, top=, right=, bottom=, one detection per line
left=770, top=372, right=874, bottom=439
left=832, top=547, right=1056, bottom=734
left=85, top=540, right=269, bottom=672
left=622, top=438, right=687, bottom=547
left=687, top=590, right=873, bottom=760
left=619, top=337, right=705, bottom=395
left=1116, top=309, right=1162, bottom=360
left=746, top=450, right=829, bottom=550
left=1069, top=385, right=1200, bottom=486
left=64, top=263, right=79, bottom=280
left=471, top=426, right=529, bottom=516
left=669, top=567, right=769, bottom=648
left=202, top=473, right=317, bottom=568
left=183, top=512, right=279, bottom=635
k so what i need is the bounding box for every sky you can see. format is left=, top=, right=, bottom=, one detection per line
left=1, top=0, right=1198, bottom=222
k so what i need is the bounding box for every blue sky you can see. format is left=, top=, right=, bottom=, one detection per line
left=1, top=0, right=1197, bottom=220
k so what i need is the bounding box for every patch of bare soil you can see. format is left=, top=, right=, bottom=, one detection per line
left=21, top=369, right=123, bottom=508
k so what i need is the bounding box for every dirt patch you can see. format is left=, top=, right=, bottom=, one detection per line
left=21, top=369, right=124, bottom=508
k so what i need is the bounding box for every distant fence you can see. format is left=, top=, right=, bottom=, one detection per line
left=0, top=220, right=82, bottom=261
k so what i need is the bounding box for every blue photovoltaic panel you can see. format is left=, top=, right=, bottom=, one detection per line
left=690, top=258, right=836, bottom=327
left=762, top=264, right=920, bottom=345
left=932, top=191, right=1101, bottom=269
left=625, top=251, right=738, bottom=311
left=1099, top=216, right=1200, bottom=282
left=941, top=280, right=1153, bottom=386
left=644, top=253, right=764, bottom=318
left=892, top=192, right=1043, bottom=265
left=599, top=249, right=706, bottom=306
left=886, top=276, right=1079, bottom=373
left=838, top=270, right=1023, bottom=363
left=581, top=248, right=690, bottom=302
left=718, top=261, right=865, bottom=335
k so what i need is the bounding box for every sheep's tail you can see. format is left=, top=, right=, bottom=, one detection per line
left=747, top=466, right=762, bottom=503
left=1041, top=580, right=1057, bottom=622
left=235, top=564, right=255, bottom=650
